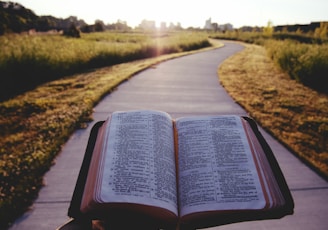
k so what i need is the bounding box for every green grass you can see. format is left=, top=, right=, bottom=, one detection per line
left=0, top=32, right=219, bottom=228
left=0, top=31, right=211, bottom=101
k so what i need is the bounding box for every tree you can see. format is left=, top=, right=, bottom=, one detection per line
left=94, top=19, right=105, bottom=32
left=63, top=23, right=80, bottom=38
left=263, top=20, right=274, bottom=36
left=314, top=22, right=328, bottom=39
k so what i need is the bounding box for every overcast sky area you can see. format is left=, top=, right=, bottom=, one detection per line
left=14, top=0, right=328, bottom=28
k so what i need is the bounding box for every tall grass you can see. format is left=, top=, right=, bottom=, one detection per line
left=210, top=31, right=328, bottom=93
left=0, top=32, right=211, bottom=101
left=265, top=40, right=328, bottom=93
left=209, top=31, right=269, bottom=45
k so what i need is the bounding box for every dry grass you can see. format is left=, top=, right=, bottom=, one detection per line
left=219, top=42, right=328, bottom=179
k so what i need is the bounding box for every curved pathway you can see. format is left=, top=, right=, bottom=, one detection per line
left=9, top=42, right=328, bottom=230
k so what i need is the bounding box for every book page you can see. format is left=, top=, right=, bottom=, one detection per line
left=98, top=110, right=178, bottom=215
left=176, top=116, right=266, bottom=217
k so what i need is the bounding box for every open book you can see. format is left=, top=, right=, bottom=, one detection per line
left=67, top=110, right=294, bottom=229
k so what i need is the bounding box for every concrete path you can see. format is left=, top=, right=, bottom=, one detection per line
left=9, top=41, right=328, bottom=230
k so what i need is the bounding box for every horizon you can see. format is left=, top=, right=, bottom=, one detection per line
left=11, top=0, right=328, bottom=29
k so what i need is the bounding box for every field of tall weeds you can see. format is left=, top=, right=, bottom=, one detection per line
left=0, top=31, right=210, bottom=101
left=210, top=31, right=328, bottom=94
left=264, top=40, right=328, bottom=93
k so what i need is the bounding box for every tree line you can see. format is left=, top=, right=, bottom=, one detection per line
left=0, top=1, right=131, bottom=35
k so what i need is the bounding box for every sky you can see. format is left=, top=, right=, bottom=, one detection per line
left=13, top=0, right=328, bottom=29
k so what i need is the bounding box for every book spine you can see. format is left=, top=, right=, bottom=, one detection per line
left=68, top=121, right=105, bottom=219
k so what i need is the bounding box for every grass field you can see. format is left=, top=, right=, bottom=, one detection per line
left=0, top=31, right=211, bottom=101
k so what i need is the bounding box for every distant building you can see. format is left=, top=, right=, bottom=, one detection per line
left=204, top=18, right=213, bottom=30
left=160, top=22, right=167, bottom=31
left=204, top=18, right=233, bottom=31
left=218, top=23, right=233, bottom=32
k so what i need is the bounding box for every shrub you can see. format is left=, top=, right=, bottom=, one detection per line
left=265, top=40, right=328, bottom=93
left=296, top=45, right=328, bottom=92
left=272, top=33, right=324, bottom=44
left=63, top=24, right=81, bottom=38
